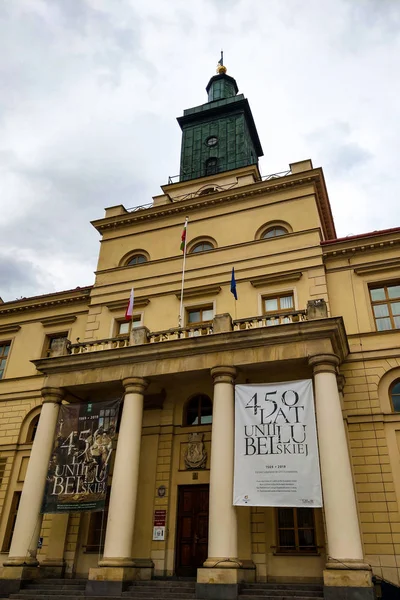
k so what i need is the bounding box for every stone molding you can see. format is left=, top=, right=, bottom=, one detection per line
left=40, top=315, right=77, bottom=328
left=105, top=298, right=150, bottom=312
left=308, top=353, right=340, bottom=375
left=211, top=365, right=237, bottom=384
left=41, top=387, right=64, bottom=404
left=123, top=377, right=148, bottom=395
left=250, top=271, right=302, bottom=288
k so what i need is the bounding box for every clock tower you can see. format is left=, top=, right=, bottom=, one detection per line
left=177, top=63, right=263, bottom=182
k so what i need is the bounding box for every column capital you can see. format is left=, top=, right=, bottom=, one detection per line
left=41, top=387, right=64, bottom=404
left=308, top=354, right=340, bottom=375
left=123, top=377, right=148, bottom=395
left=210, top=365, right=237, bottom=384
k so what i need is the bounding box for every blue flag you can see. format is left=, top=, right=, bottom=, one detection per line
left=230, top=267, right=238, bottom=300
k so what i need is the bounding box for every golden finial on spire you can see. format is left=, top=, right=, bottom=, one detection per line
left=216, top=50, right=227, bottom=74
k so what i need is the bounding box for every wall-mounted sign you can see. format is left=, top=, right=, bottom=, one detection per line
left=152, top=509, right=167, bottom=541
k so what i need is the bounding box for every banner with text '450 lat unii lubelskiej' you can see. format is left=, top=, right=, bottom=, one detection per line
left=233, top=380, right=323, bottom=507
left=42, top=399, right=121, bottom=513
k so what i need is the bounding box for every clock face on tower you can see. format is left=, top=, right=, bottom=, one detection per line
left=206, top=136, right=218, bottom=147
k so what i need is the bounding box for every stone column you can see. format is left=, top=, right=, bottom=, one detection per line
left=88, top=377, right=149, bottom=594
left=1, top=388, right=63, bottom=589
left=309, top=355, right=373, bottom=600
left=198, top=366, right=254, bottom=593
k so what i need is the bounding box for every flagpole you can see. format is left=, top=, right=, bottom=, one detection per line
left=178, top=217, right=189, bottom=328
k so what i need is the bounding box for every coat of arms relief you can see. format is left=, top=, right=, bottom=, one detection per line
left=184, top=432, right=207, bottom=469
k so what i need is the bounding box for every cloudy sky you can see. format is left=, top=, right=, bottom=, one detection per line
left=1, top=0, right=399, bottom=302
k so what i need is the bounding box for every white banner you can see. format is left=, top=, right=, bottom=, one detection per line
left=233, top=380, right=322, bottom=507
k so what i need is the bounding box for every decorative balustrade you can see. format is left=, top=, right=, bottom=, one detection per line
left=56, top=310, right=310, bottom=357
left=148, top=322, right=213, bottom=343
left=233, top=310, right=307, bottom=331
left=69, top=336, right=130, bottom=354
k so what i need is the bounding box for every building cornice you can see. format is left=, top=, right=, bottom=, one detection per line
left=322, top=232, right=400, bottom=259
left=91, top=169, right=335, bottom=240
left=0, top=287, right=92, bottom=316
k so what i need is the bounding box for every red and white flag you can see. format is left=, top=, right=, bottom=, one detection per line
left=125, top=288, right=134, bottom=321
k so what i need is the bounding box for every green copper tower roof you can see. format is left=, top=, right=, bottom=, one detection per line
left=177, top=66, right=263, bottom=182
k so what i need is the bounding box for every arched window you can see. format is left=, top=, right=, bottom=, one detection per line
left=127, top=254, right=147, bottom=266
left=27, top=414, right=40, bottom=443
left=184, top=395, right=212, bottom=426
left=391, top=380, right=400, bottom=412
left=205, top=158, right=218, bottom=176
left=262, top=226, right=288, bottom=239
left=191, top=241, right=214, bottom=253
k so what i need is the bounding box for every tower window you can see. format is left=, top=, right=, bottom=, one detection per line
left=205, top=158, right=218, bottom=176
left=190, top=241, right=214, bottom=253
left=262, top=227, right=288, bottom=239
left=127, top=254, right=147, bottom=266
left=206, top=136, right=218, bottom=147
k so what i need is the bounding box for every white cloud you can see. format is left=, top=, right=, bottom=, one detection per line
left=1, top=0, right=400, bottom=300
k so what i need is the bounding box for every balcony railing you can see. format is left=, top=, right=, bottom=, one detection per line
left=233, top=310, right=307, bottom=331
left=55, top=307, right=316, bottom=358
left=148, top=322, right=213, bottom=343
left=69, top=336, right=130, bottom=354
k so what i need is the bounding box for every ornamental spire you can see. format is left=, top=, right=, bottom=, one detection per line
left=216, top=50, right=227, bottom=74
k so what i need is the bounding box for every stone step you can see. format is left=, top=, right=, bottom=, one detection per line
left=24, top=585, right=86, bottom=591
left=240, top=590, right=323, bottom=597
left=123, top=593, right=195, bottom=599
left=240, top=596, right=323, bottom=600
left=18, top=590, right=86, bottom=595
left=10, top=590, right=85, bottom=600
left=24, top=580, right=87, bottom=585
left=130, top=582, right=196, bottom=588
left=241, top=584, right=323, bottom=590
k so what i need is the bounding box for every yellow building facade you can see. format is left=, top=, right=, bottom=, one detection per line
left=1, top=67, right=400, bottom=600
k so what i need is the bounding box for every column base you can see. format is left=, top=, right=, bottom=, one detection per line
left=197, top=566, right=256, bottom=600
left=323, top=564, right=374, bottom=600
left=39, top=559, right=66, bottom=578
left=0, top=565, right=40, bottom=596
left=87, top=562, right=154, bottom=596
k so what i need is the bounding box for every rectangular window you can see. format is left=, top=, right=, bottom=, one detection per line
left=44, top=333, right=68, bottom=357
left=262, top=293, right=294, bottom=325
left=186, top=305, right=214, bottom=326
left=276, top=507, right=316, bottom=554
left=86, top=489, right=110, bottom=552
left=2, top=491, right=21, bottom=552
left=0, top=456, right=7, bottom=486
left=0, top=342, right=10, bottom=380
left=370, top=283, right=400, bottom=331
left=115, top=316, right=141, bottom=336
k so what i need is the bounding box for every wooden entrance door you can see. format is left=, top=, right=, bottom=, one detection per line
left=175, top=485, right=209, bottom=577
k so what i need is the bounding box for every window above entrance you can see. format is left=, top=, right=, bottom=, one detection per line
left=184, top=394, right=212, bottom=426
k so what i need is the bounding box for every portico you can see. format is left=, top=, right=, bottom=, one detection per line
left=0, top=311, right=373, bottom=599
